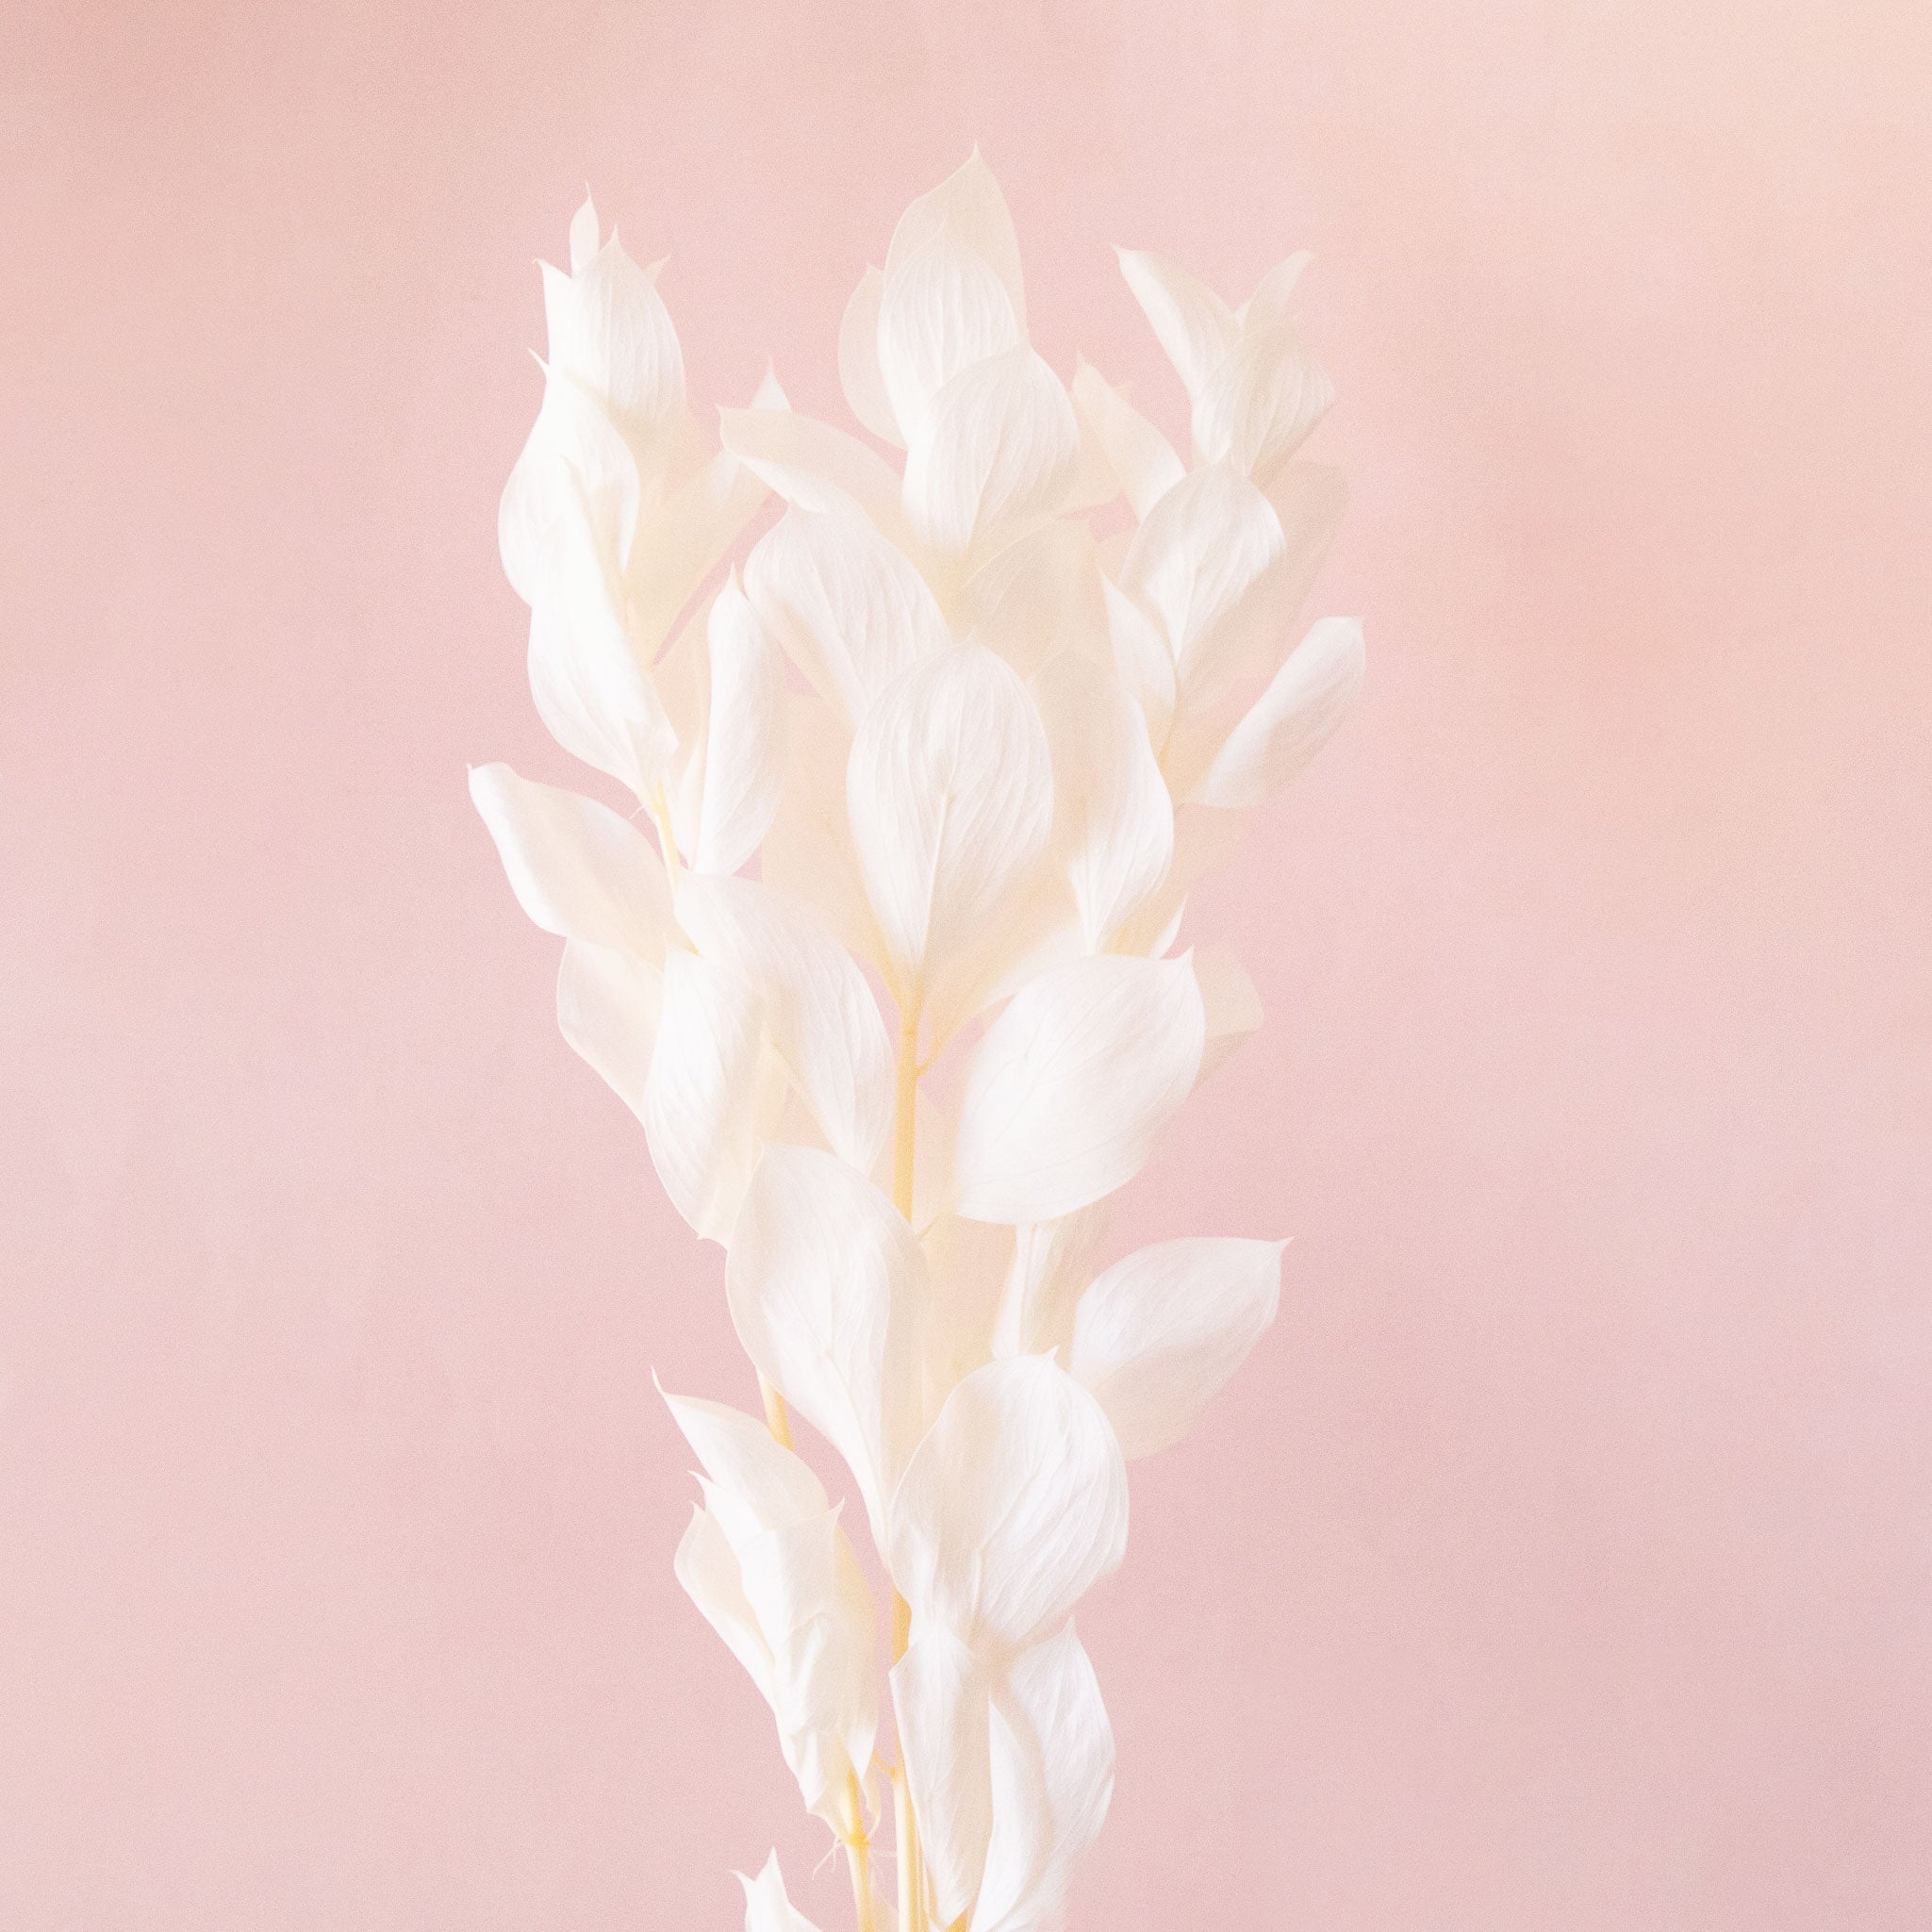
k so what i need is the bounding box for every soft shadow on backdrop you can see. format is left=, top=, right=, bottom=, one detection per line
left=4, top=3, right=1928, bottom=1927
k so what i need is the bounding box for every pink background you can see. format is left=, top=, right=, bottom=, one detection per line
left=5, top=3, right=1929, bottom=1926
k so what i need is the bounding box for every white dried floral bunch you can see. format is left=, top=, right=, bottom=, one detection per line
left=472, top=153, right=1362, bottom=1932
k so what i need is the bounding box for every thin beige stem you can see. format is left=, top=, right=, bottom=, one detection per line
left=843, top=1783, right=876, bottom=1932
left=893, top=1763, right=924, bottom=1932
left=890, top=1589, right=912, bottom=1665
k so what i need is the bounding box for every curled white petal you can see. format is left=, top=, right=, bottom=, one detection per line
left=1189, top=615, right=1364, bottom=809
left=891, top=1626, right=993, bottom=1925
left=838, top=263, right=904, bottom=445
left=1070, top=359, right=1185, bottom=520
left=738, top=1853, right=826, bottom=1932
left=555, top=939, right=661, bottom=1118
left=1115, top=247, right=1239, bottom=401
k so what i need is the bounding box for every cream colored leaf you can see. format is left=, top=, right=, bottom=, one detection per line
left=878, top=236, right=1020, bottom=443
left=1115, top=247, right=1239, bottom=401
left=725, top=1145, right=926, bottom=1544
left=890, top=1626, right=993, bottom=1926
left=745, top=505, right=950, bottom=729
left=499, top=372, right=639, bottom=608
left=975, top=1620, right=1114, bottom=1932
left=838, top=263, right=904, bottom=445
left=1192, top=321, right=1335, bottom=487
left=738, top=1853, right=826, bottom=1932
left=756, top=691, right=881, bottom=966
left=681, top=577, right=786, bottom=874
left=888, top=1354, right=1128, bottom=1654
left=1193, top=939, right=1263, bottom=1082
left=1069, top=359, right=1185, bottom=520
left=643, top=949, right=775, bottom=1242
left=674, top=872, right=893, bottom=1175
left=1069, top=1236, right=1284, bottom=1457
left=950, top=952, right=1204, bottom=1225
left=1031, top=652, right=1174, bottom=952
left=567, top=191, right=600, bottom=275
left=718, top=404, right=909, bottom=541
left=469, top=762, right=671, bottom=955
left=901, top=348, right=1079, bottom=562
left=884, top=149, right=1027, bottom=335
left=989, top=1204, right=1110, bottom=1361
left=958, top=520, right=1106, bottom=680
left=1190, top=615, right=1364, bottom=809
left=555, top=939, right=661, bottom=1119
left=847, top=643, right=1053, bottom=998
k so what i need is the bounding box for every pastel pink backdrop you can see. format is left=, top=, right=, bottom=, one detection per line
left=4, top=2, right=1927, bottom=1927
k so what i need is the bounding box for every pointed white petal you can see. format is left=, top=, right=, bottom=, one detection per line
left=739, top=1852, right=826, bottom=1932
left=643, top=949, right=775, bottom=1242
left=901, top=348, right=1079, bottom=562
left=499, top=372, right=640, bottom=607
left=888, top=1355, right=1128, bottom=1653
left=660, top=1387, right=831, bottom=1532
left=469, top=762, right=671, bottom=954
left=885, top=149, right=1027, bottom=335
left=1032, top=652, right=1174, bottom=952
left=1070, top=360, right=1185, bottom=520
left=891, top=1627, right=993, bottom=1926
left=555, top=939, right=661, bottom=1117
left=958, top=521, right=1106, bottom=681
left=525, top=469, right=676, bottom=798
left=1070, top=1236, right=1283, bottom=1457
left=1189, top=616, right=1364, bottom=809
left=838, top=263, right=904, bottom=445
left=1117, top=462, right=1285, bottom=704
left=1115, top=248, right=1239, bottom=401
left=847, top=643, right=1053, bottom=998
left=553, top=236, right=686, bottom=461
left=1245, top=249, right=1313, bottom=328
left=745, top=505, right=950, bottom=729
left=567, top=192, right=600, bottom=274
left=918, top=1214, right=1016, bottom=1413
left=1194, top=939, right=1263, bottom=1081
left=990, top=1204, right=1110, bottom=1360
left=950, top=952, right=1204, bottom=1225
left=675, top=1505, right=775, bottom=1704
left=718, top=405, right=910, bottom=540
left=976, top=1621, right=1114, bottom=1932
left=1192, top=322, right=1335, bottom=486
left=682, top=578, right=786, bottom=873
left=675, top=873, right=893, bottom=1175
left=725, top=1146, right=926, bottom=1544
left=878, top=236, right=1020, bottom=442
left=1108, top=801, right=1248, bottom=959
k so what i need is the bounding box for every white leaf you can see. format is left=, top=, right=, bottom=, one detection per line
left=553, top=235, right=686, bottom=465
left=889, top=1355, right=1128, bottom=1654
left=499, top=372, right=639, bottom=609
left=1115, top=248, right=1239, bottom=401
left=525, top=469, right=676, bottom=798
left=878, top=236, right=1020, bottom=443
left=884, top=149, right=1027, bottom=337
left=745, top=505, right=950, bottom=729
left=469, top=762, right=671, bottom=955
left=950, top=952, right=1205, bottom=1224
left=1069, top=1236, right=1283, bottom=1457
left=918, top=1214, right=1016, bottom=1414
left=718, top=404, right=909, bottom=540
left=990, top=1204, right=1110, bottom=1361
left=675, top=1505, right=774, bottom=1702
left=891, top=1626, right=993, bottom=1926
left=675, top=873, right=893, bottom=1176
left=847, top=644, right=1053, bottom=999
left=1118, top=462, right=1285, bottom=705
left=975, top=1621, right=1114, bottom=1932
left=837, top=263, right=904, bottom=445
left=1032, top=652, right=1174, bottom=952
left=1192, top=320, right=1334, bottom=487
left=725, top=1145, right=926, bottom=1544
left=643, top=949, right=776, bottom=1242
left=1110, top=802, right=1248, bottom=958
left=660, top=1388, right=831, bottom=1534
left=739, top=1853, right=826, bottom=1932
left=555, top=939, right=662, bottom=1118
left=567, top=191, right=600, bottom=275
left=958, top=521, right=1105, bottom=680
left=683, top=578, right=787, bottom=873
left=902, top=348, right=1079, bottom=563
left=1245, top=250, right=1313, bottom=329
left=1190, top=616, right=1364, bottom=809
left=1194, top=939, right=1263, bottom=1082
left=1069, top=359, right=1184, bottom=520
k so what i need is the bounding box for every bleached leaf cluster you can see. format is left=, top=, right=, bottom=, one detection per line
left=472, top=154, right=1362, bottom=1932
